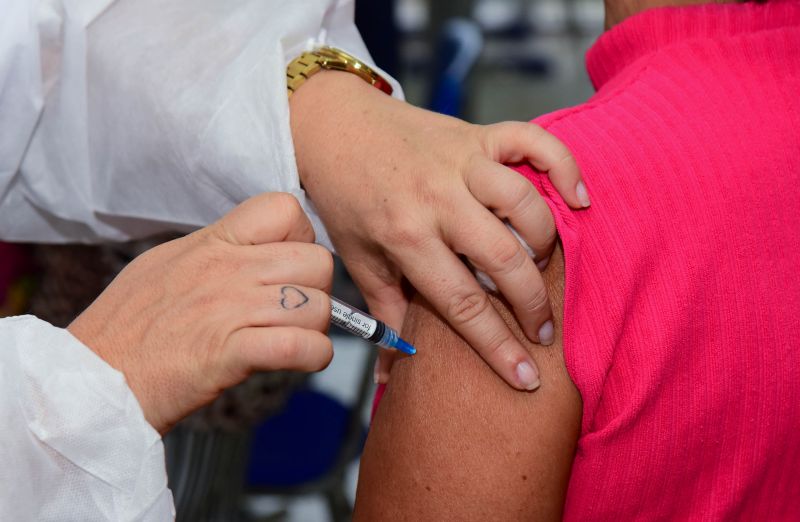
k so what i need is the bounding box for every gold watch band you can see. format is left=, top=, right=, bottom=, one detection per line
left=286, top=47, right=393, bottom=97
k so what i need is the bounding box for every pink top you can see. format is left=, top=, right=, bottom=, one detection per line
left=518, top=1, right=800, bottom=519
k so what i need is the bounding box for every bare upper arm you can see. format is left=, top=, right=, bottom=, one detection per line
left=354, top=245, right=581, bottom=521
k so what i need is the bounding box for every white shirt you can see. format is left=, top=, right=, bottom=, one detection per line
left=0, top=0, right=401, bottom=519
left=0, top=0, right=401, bottom=246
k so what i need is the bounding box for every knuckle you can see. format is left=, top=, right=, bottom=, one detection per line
left=313, top=291, right=332, bottom=331
left=523, top=284, right=549, bottom=314
left=527, top=123, right=547, bottom=140
left=486, top=240, right=526, bottom=275
left=471, top=170, right=533, bottom=215
left=556, top=148, right=576, bottom=166
left=482, top=329, right=516, bottom=358
left=539, top=221, right=557, bottom=249
left=465, top=151, right=487, bottom=174
left=193, top=243, right=241, bottom=277
left=314, top=245, right=335, bottom=280
left=447, top=290, right=492, bottom=326
left=506, top=178, right=536, bottom=213
left=273, top=193, right=303, bottom=220
left=501, top=121, right=525, bottom=134
left=476, top=124, right=498, bottom=154
left=384, top=220, right=427, bottom=249
left=213, top=220, right=240, bottom=245
left=271, top=191, right=298, bottom=207
left=526, top=124, right=551, bottom=149
left=460, top=121, right=483, bottom=141
left=292, top=244, right=333, bottom=283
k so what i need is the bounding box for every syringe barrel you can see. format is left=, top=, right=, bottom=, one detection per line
left=329, top=296, right=387, bottom=345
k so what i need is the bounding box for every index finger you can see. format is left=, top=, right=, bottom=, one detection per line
left=484, top=122, right=590, bottom=209
left=391, top=239, right=541, bottom=391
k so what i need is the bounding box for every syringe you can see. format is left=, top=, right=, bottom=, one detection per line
left=329, top=296, right=416, bottom=355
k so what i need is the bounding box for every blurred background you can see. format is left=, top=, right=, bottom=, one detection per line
left=0, top=0, right=603, bottom=520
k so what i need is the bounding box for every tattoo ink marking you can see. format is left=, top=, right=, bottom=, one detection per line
left=280, top=286, right=309, bottom=310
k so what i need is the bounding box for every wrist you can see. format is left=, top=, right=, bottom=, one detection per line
left=289, top=70, right=391, bottom=186
left=67, top=318, right=167, bottom=433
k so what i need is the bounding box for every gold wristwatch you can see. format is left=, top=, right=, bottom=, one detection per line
left=286, top=47, right=393, bottom=97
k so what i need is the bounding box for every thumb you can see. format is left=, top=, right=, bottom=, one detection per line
left=214, top=193, right=316, bottom=246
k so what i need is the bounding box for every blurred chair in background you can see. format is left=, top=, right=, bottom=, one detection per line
left=244, top=346, right=378, bottom=522
left=165, top=366, right=307, bottom=521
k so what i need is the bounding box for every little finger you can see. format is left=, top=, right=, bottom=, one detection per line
left=229, top=327, right=334, bottom=374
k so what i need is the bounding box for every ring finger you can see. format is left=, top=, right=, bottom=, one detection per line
left=235, top=284, right=331, bottom=333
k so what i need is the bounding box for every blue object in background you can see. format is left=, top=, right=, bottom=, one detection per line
left=428, top=19, right=484, bottom=116
left=246, top=388, right=365, bottom=488
left=244, top=341, right=376, bottom=522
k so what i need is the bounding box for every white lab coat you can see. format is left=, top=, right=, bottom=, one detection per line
left=0, top=0, right=401, bottom=519
left=0, top=316, right=172, bottom=520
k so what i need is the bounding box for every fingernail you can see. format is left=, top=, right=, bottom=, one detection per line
left=516, top=361, right=541, bottom=391
left=576, top=181, right=591, bottom=208
left=536, top=255, right=551, bottom=271
left=373, top=360, right=381, bottom=384
left=538, top=320, right=554, bottom=346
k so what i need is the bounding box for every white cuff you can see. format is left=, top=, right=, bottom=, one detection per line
left=0, top=316, right=174, bottom=521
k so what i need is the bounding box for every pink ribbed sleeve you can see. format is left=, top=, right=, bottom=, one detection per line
left=515, top=1, right=800, bottom=519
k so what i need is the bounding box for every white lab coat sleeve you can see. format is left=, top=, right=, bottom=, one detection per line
left=0, top=0, right=403, bottom=247
left=0, top=315, right=174, bottom=521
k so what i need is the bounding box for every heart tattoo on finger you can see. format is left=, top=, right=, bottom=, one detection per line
left=280, top=286, right=310, bottom=310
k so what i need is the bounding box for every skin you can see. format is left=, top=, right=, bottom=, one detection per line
left=355, top=246, right=580, bottom=521
left=55, top=0, right=740, bottom=446
left=68, top=193, right=334, bottom=434
left=354, top=0, right=743, bottom=517
left=63, top=0, right=738, bottom=443
left=290, top=70, right=589, bottom=391
left=604, top=0, right=738, bottom=27
left=63, top=35, right=592, bottom=434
